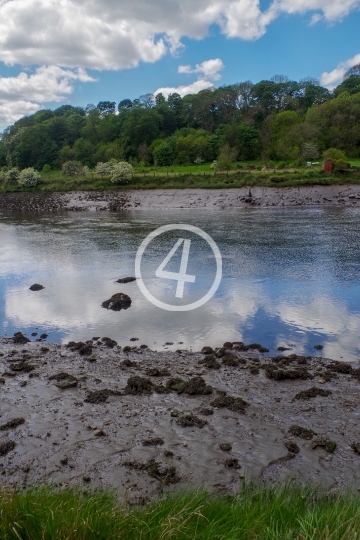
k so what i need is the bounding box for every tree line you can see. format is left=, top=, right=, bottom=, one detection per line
left=1, top=68, right=360, bottom=172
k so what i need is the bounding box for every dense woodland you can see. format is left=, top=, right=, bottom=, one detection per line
left=1, top=70, right=360, bottom=172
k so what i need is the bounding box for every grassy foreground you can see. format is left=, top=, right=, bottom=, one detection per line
left=1, top=479, right=360, bottom=539
left=1, top=161, right=360, bottom=194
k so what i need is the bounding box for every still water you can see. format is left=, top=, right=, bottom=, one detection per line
left=0, top=207, right=360, bottom=361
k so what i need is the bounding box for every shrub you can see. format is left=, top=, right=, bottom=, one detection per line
left=323, top=148, right=347, bottom=161
left=18, top=167, right=41, bottom=187
left=62, top=161, right=86, bottom=176
left=6, top=167, right=20, bottom=184
left=277, top=161, right=287, bottom=169
left=194, top=157, right=204, bottom=165
left=333, top=159, right=350, bottom=171
left=111, top=162, right=133, bottom=184
left=302, top=142, right=319, bottom=161
left=42, top=164, right=51, bottom=174
left=95, top=162, right=112, bottom=177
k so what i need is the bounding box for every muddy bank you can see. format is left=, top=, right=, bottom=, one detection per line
left=1, top=337, right=360, bottom=500
left=2, top=185, right=360, bottom=212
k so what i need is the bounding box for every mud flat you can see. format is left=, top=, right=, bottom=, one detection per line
left=2, top=185, right=360, bottom=212
left=1, top=336, right=360, bottom=501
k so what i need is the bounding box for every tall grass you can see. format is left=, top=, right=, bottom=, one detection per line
left=1, top=478, right=360, bottom=539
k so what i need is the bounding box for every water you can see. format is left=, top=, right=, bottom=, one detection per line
left=1, top=207, right=360, bottom=361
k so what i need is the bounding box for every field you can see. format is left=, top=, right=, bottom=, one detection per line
left=1, top=160, right=360, bottom=193
left=1, top=478, right=360, bottom=540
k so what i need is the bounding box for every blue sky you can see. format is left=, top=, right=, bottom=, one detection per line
left=0, top=0, right=359, bottom=130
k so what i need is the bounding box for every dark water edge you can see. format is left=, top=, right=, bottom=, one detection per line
left=1, top=207, right=360, bottom=361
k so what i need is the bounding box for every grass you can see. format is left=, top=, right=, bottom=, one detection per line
left=1, top=478, right=360, bottom=539
left=1, top=162, right=360, bottom=194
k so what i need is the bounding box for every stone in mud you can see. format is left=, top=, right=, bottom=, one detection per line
left=164, top=450, right=174, bottom=457
left=124, top=458, right=181, bottom=485
left=13, top=332, right=30, bottom=345
left=101, top=337, right=117, bottom=348
left=293, top=387, right=332, bottom=400
left=49, top=372, right=78, bottom=389
left=312, top=436, right=336, bottom=453
left=0, top=418, right=25, bottom=431
left=264, top=366, right=312, bottom=381
left=140, top=344, right=149, bottom=349
left=220, top=442, right=232, bottom=451
left=124, top=376, right=153, bottom=395
left=248, top=366, right=260, bottom=375
left=94, top=429, right=106, bottom=437
left=0, top=440, right=16, bottom=456
left=130, top=337, right=139, bottom=342
left=176, top=414, right=208, bottom=428
left=198, top=408, right=214, bottom=416
left=350, top=442, right=360, bottom=455
left=288, top=425, right=316, bottom=440
left=121, top=359, right=137, bottom=368
left=85, top=389, right=121, bottom=404
left=123, top=346, right=131, bottom=352
left=314, top=344, right=324, bottom=350
left=198, top=355, right=221, bottom=370
left=142, top=437, right=164, bottom=446
left=210, top=395, right=249, bottom=414
left=284, top=441, right=300, bottom=454
left=0, top=377, right=5, bottom=384
left=31, top=332, right=37, bottom=336
left=224, top=458, right=241, bottom=469
left=116, top=277, right=136, bottom=284
left=201, top=346, right=214, bottom=354
left=327, top=361, right=353, bottom=374
left=223, top=342, right=233, bottom=350
left=177, top=377, right=212, bottom=396
left=145, top=368, right=171, bottom=377
left=101, top=293, right=131, bottom=311
left=245, top=343, right=269, bottom=353
left=40, top=333, right=48, bottom=339
left=29, top=284, right=44, bottom=291
left=277, top=346, right=292, bottom=351
left=221, top=354, right=240, bottom=367
left=66, top=341, right=93, bottom=356
left=10, top=362, right=35, bottom=373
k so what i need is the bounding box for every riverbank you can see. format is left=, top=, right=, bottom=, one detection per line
left=1, top=185, right=360, bottom=212
left=1, top=336, right=360, bottom=499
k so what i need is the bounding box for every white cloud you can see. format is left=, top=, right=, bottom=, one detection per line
left=0, top=0, right=359, bottom=72
left=320, top=53, right=360, bottom=89
left=0, top=65, right=96, bottom=128
left=154, top=79, right=215, bottom=98
left=178, top=58, right=224, bottom=81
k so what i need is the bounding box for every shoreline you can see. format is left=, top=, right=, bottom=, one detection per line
left=1, top=185, right=360, bottom=212
left=1, top=335, right=360, bottom=499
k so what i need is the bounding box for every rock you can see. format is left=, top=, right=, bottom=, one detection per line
left=312, top=436, right=336, bottom=453
left=288, top=425, right=316, bottom=440
left=124, top=376, right=153, bottom=395
left=101, top=293, right=131, bottom=311
left=314, top=344, right=324, bottom=350
left=31, top=332, right=38, bottom=336
left=198, top=355, right=221, bottom=369
left=201, top=346, right=214, bottom=354
left=40, top=333, right=48, bottom=339
left=94, top=429, right=106, bottom=437
left=0, top=440, right=16, bottom=456
left=142, top=437, right=164, bottom=446
left=220, top=443, right=232, bottom=451
left=210, top=395, right=249, bottom=414
left=49, top=373, right=78, bottom=389
left=66, top=341, right=93, bottom=356
left=29, top=284, right=44, bottom=291
left=130, top=337, right=139, bottom=342
left=176, top=414, right=208, bottom=428
left=13, top=332, right=30, bottom=345
left=84, top=389, right=121, bottom=404
left=293, top=387, right=332, bottom=400
left=116, top=277, right=136, bottom=284
left=284, top=440, right=300, bottom=454
left=0, top=418, right=25, bottom=431
left=224, top=458, right=241, bottom=469
left=101, top=337, right=117, bottom=348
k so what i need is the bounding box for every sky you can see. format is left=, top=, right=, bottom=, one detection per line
left=0, top=0, right=360, bottom=131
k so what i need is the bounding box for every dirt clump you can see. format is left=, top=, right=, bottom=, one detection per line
left=49, top=372, right=78, bottom=389
left=85, top=389, right=121, bottom=404
left=351, top=368, right=360, bottom=381
left=327, top=361, right=353, bottom=374
left=201, top=346, right=214, bottom=354
left=198, top=408, right=214, bottom=416
left=210, top=395, right=249, bottom=414
left=29, top=283, right=44, bottom=291
left=125, top=458, right=181, bottom=485
left=220, top=442, right=232, bottom=451
left=0, top=418, right=25, bottom=431
left=0, top=440, right=16, bottom=456
left=101, top=337, right=117, bottom=348
left=176, top=414, right=208, bottom=428
left=121, top=359, right=137, bottom=368
left=312, top=436, right=337, bottom=453
left=10, top=362, right=36, bottom=373
left=248, top=366, right=260, bottom=375
left=142, top=437, right=164, bottom=446
left=199, top=355, right=221, bottom=369
left=66, top=341, right=92, bottom=356
left=293, top=387, right=332, bottom=400
left=264, top=365, right=312, bottom=381
left=289, top=425, right=316, bottom=440
left=177, top=377, right=212, bottom=396
left=124, top=376, right=153, bottom=395
left=116, top=277, right=136, bottom=284
left=224, top=458, right=241, bottom=469
left=101, top=293, right=131, bottom=311
left=13, top=332, right=30, bottom=345
left=221, top=354, right=240, bottom=367
left=145, top=368, right=171, bottom=377
left=350, top=442, right=360, bottom=455
left=284, top=441, right=300, bottom=454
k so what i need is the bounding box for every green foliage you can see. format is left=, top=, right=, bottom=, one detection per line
left=217, top=144, right=238, bottom=170
left=302, top=142, right=319, bottom=160
left=18, top=167, right=41, bottom=187
left=95, top=161, right=113, bottom=176
left=323, top=148, right=347, bottom=161
left=62, top=161, right=86, bottom=177
left=42, top=164, right=51, bottom=174
left=111, top=161, right=134, bottom=184
left=6, top=167, right=20, bottom=184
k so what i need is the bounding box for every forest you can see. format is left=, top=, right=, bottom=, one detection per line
left=0, top=69, right=360, bottom=173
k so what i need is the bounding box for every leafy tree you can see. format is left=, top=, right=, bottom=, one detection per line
left=302, top=142, right=319, bottom=161
left=217, top=144, right=238, bottom=170
left=97, top=101, right=116, bottom=115
left=118, top=99, right=133, bottom=111
left=153, top=141, right=174, bottom=166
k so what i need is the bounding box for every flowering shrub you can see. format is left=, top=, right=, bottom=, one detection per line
left=18, top=167, right=41, bottom=187
left=62, top=161, right=86, bottom=176
left=6, top=167, right=20, bottom=184
left=111, top=162, right=133, bottom=184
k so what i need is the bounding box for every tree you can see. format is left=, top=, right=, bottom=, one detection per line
left=95, top=162, right=113, bottom=176
left=97, top=101, right=116, bottom=115
left=118, top=99, right=133, bottom=111
left=217, top=144, right=238, bottom=170
left=302, top=142, right=319, bottom=161
left=323, top=148, right=347, bottom=161
left=111, top=162, right=133, bottom=184
left=62, top=161, right=86, bottom=176
left=18, top=167, right=41, bottom=187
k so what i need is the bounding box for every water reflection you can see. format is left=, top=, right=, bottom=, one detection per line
left=0, top=208, right=360, bottom=361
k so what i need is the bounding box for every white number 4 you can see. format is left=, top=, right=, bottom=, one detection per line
left=155, top=238, right=196, bottom=298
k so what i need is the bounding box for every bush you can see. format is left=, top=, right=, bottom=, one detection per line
left=110, top=162, right=133, bottom=184
left=18, top=167, right=41, bottom=187
left=42, top=164, right=51, bottom=174
left=302, top=142, right=319, bottom=161
left=277, top=161, right=287, bottom=169
left=323, top=148, right=347, bottom=161
left=95, top=162, right=112, bottom=176
left=6, top=167, right=20, bottom=184
left=334, top=159, right=350, bottom=171
left=62, top=161, right=86, bottom=176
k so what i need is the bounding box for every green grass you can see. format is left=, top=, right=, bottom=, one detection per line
left=1, top=164, right=360, bottom=194
left=1, top=478, right=360, bottom=539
